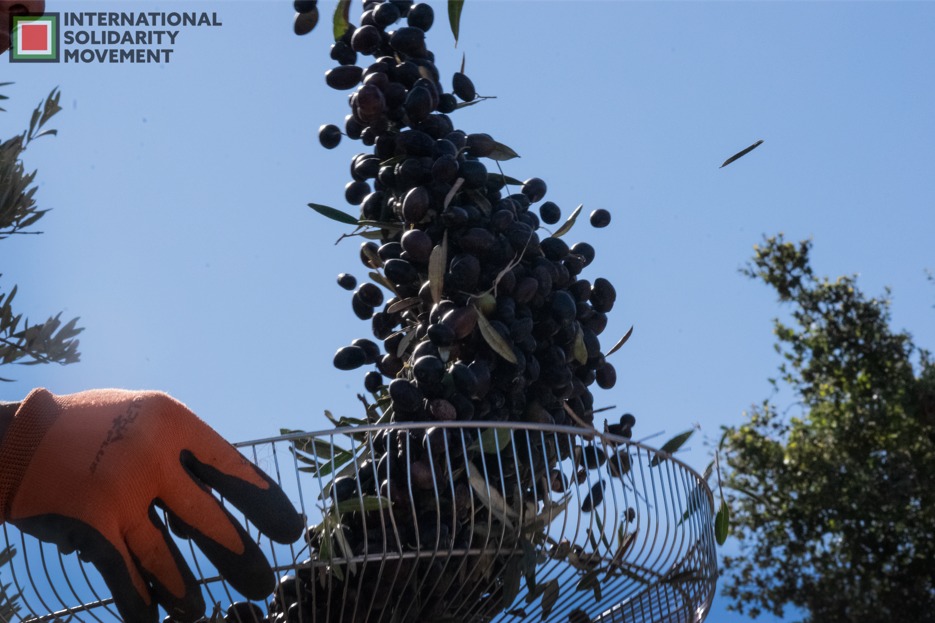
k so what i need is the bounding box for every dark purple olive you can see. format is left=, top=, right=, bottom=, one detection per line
left=333, top=345, right=367, bottom=370
left=373, top=1, right=401, bottom=27
left=351, top=24, right=381, bottom=55
left=345, top=180, right=370, bottom=205
left=550, top=291, right=577, bottom=323
left=404, top=86, right=434, bottom=123
left=389, top=26, right=427, bottom=56
left=354, top=84, right=386, bottom=122
left=293, top=8, right=319, bottom=35
left=337, top=273, right=357, bottom=290
left=400, top=228, right=433, bottom=262
left=318, top=124, right=342, bottom=149
left=540, top=236, right=569, bottom=261
left=377, top=241, right=402, bottom=261
left=427, top=323, right=455, bottom=347
left=351, top=337, right=381, bottom=364
left=452, top=72, right=476, bottom=102
left=441, top=306, right=478, bottom=339
left=596, top=362, right=617, bottom=389
left=396, top=129, right=435, bottom=157
left=330, top=41, right=357, bottom=65
left=294, top=0, right=316, bottom=12
left=407, top=3, right=434, bottom=31
left=437, top=93, right=457, bottom=113
left=459, top=159, right=487, bottom=188
left=539, top=201, right=561, bottom=224
left=428, top=398, right=456, bottom=421
left=431, top=153, right=459, bottom=183
left=384, top=258, right=419, bottom=286
left=351, top=294, right=374, bottom=320
left=620, top=413, right=637, bottom=428
left=413, top=355, right=445, bottom=386
left=402, top=185, right=430, bottom=223
left=521, top=177, right=547, bottom=203
left=325, top=65, right=363, bottom=90
left=364, top=370, right=383, bottom=393
left=582, top=445, right=606, bottom=469
left=590, top=208, right=611, bottom=228
left=590, top=277, right=617, bottom=313
left=582, top=480, right=605, bottom=512
left=570, top=242, right=596, bottom=267
left=389, top=378, right=423, bottom=412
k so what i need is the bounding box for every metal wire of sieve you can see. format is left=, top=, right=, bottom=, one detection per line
left=1, top=421, right=717, bottom=623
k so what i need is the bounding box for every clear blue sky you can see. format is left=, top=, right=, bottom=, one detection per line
left=3, top=1, right=935, bottom=621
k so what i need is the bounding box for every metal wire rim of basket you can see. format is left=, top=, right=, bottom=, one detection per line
left=1, top=421, right=718, bottom=623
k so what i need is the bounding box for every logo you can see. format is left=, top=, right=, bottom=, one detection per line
left=9, top=13, right=59, bottom=62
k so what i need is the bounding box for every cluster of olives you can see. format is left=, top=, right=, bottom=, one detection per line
left=285, top=0, right=633, bottom=620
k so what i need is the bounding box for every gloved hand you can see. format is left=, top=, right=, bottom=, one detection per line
left=0, top=388, right=305, bottom=623
left=1, top=1, right=46, bottom=55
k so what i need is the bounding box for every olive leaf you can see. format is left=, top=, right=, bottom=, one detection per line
left=520, top=538, right=538, bottom=593
left=715, top=499, right=730, bottom=545
left=448, top=0, right=465, bottom=47
left=368, top=270, right=396, bottom=293
left=386, top=296, right=422, bottom=314
left=475, top=308, right=518, bottom=364
left=468, top=463, right=517, bottom=529
left=502, top=556, right=522, bottom=607
left=429, top=230, right=448, bottom=304
left=443, top=177, right=464, bottom=209
left=489, top=172, right=524, bottom=187
left=539, top=579, right=560, bottom=620
left=308, top=203, right=359, bottom=226
left=650, top=429, right=694, bottom=466
left=334, top=495, right=393, bottom=515
left=576, top=569, right=602, bottom=601
left=572, top=323, right=588, bottom=365
left=488, top=141, right=520, bottom=161
left=551, top=204, right=583, bottom=238
left=677, top=484, right=713, bottom=526
left=332, top=0, right=351, bottom=41
left=476, top=428, right=511, bottom=454
left=605, top=325, right=634, bottom=358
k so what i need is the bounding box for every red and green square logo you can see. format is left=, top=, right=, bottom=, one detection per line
left=10, top=14, right=59, bottom=62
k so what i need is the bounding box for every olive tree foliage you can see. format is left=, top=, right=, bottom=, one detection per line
left=1, top=85, right=81, bottom=621
left=0, top=85, right=82, bottom=382
left=719, top=235, right=935, bottom=622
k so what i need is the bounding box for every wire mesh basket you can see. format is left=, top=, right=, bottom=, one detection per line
left=1, top=421, right=717, bottom=623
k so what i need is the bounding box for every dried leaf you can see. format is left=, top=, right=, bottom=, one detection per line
left=605, top=325, right=634, bottom=358
left=468, top=462, right=516, bottom=529
left=576, top=570, right=602, bottom=601
left=475, top=308, right=517, bottom=364
left=429, top=230, right=448, bottom=304
left=551, top=204, right=583, bottom=238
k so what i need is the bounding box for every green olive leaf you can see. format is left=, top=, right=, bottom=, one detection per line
left=650, top=429, right=694, bottom=466
left=715, top=499, right=731, bottom=545
left=475, top=308, right=518, bottom=364
left=308, top=202, right=359, bottom=226
left=478, top=428, right=512, bottom=454
left=488, top=141, right=520, bottom=161
left=539, top=579, right=560, bottom=620
left=551, top=204, right=583, bottom=238
left=332, top=0, right=351, bottom=41
left=448, top=0, right=465, bottom=46
left=335, top=495, right=393, bottom=515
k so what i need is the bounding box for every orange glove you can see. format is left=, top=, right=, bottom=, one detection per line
left=0, top=388, right=304, bottom=623
left=1, top=1, right=46, bottom=55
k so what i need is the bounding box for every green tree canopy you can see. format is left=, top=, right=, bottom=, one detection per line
left=720, top=235, right=935, bottom=622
